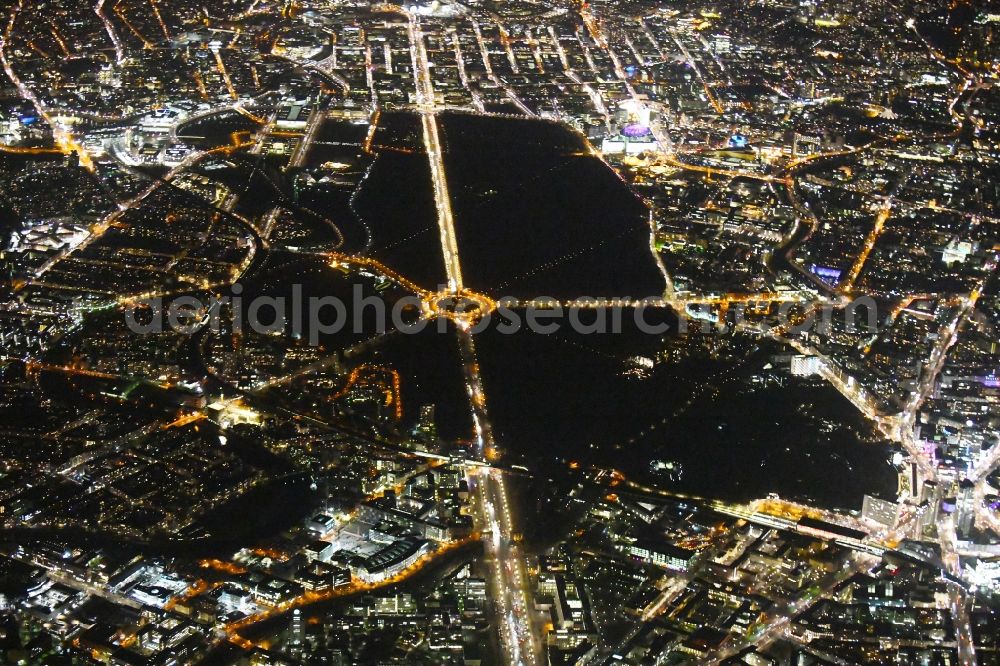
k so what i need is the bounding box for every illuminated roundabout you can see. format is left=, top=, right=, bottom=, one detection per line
left=328, top=253, right=495, bottom=328
left=420, top=288, right=496, bottom=329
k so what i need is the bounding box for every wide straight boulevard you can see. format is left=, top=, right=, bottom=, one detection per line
left=402, top=6, right=542, bottom=664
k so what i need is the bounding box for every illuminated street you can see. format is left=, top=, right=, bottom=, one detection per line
left=0, top=0, right=997, bottom=664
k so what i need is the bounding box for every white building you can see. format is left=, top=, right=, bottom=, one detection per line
left=790, top=355, right=823, bottom=377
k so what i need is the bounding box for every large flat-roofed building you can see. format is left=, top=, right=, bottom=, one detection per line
left=626, top=539, right=698, bottom=572
left=348, top=537, right=430, bottom=584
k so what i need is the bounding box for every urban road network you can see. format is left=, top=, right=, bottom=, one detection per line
left=366, top=5, right=993, bottom=664
left=0, top=0, right=996, bottom=663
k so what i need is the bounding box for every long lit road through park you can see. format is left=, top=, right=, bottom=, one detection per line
left=402, top=6, right=542, bottom=664
left=405, top=8, right=464, bottom=293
